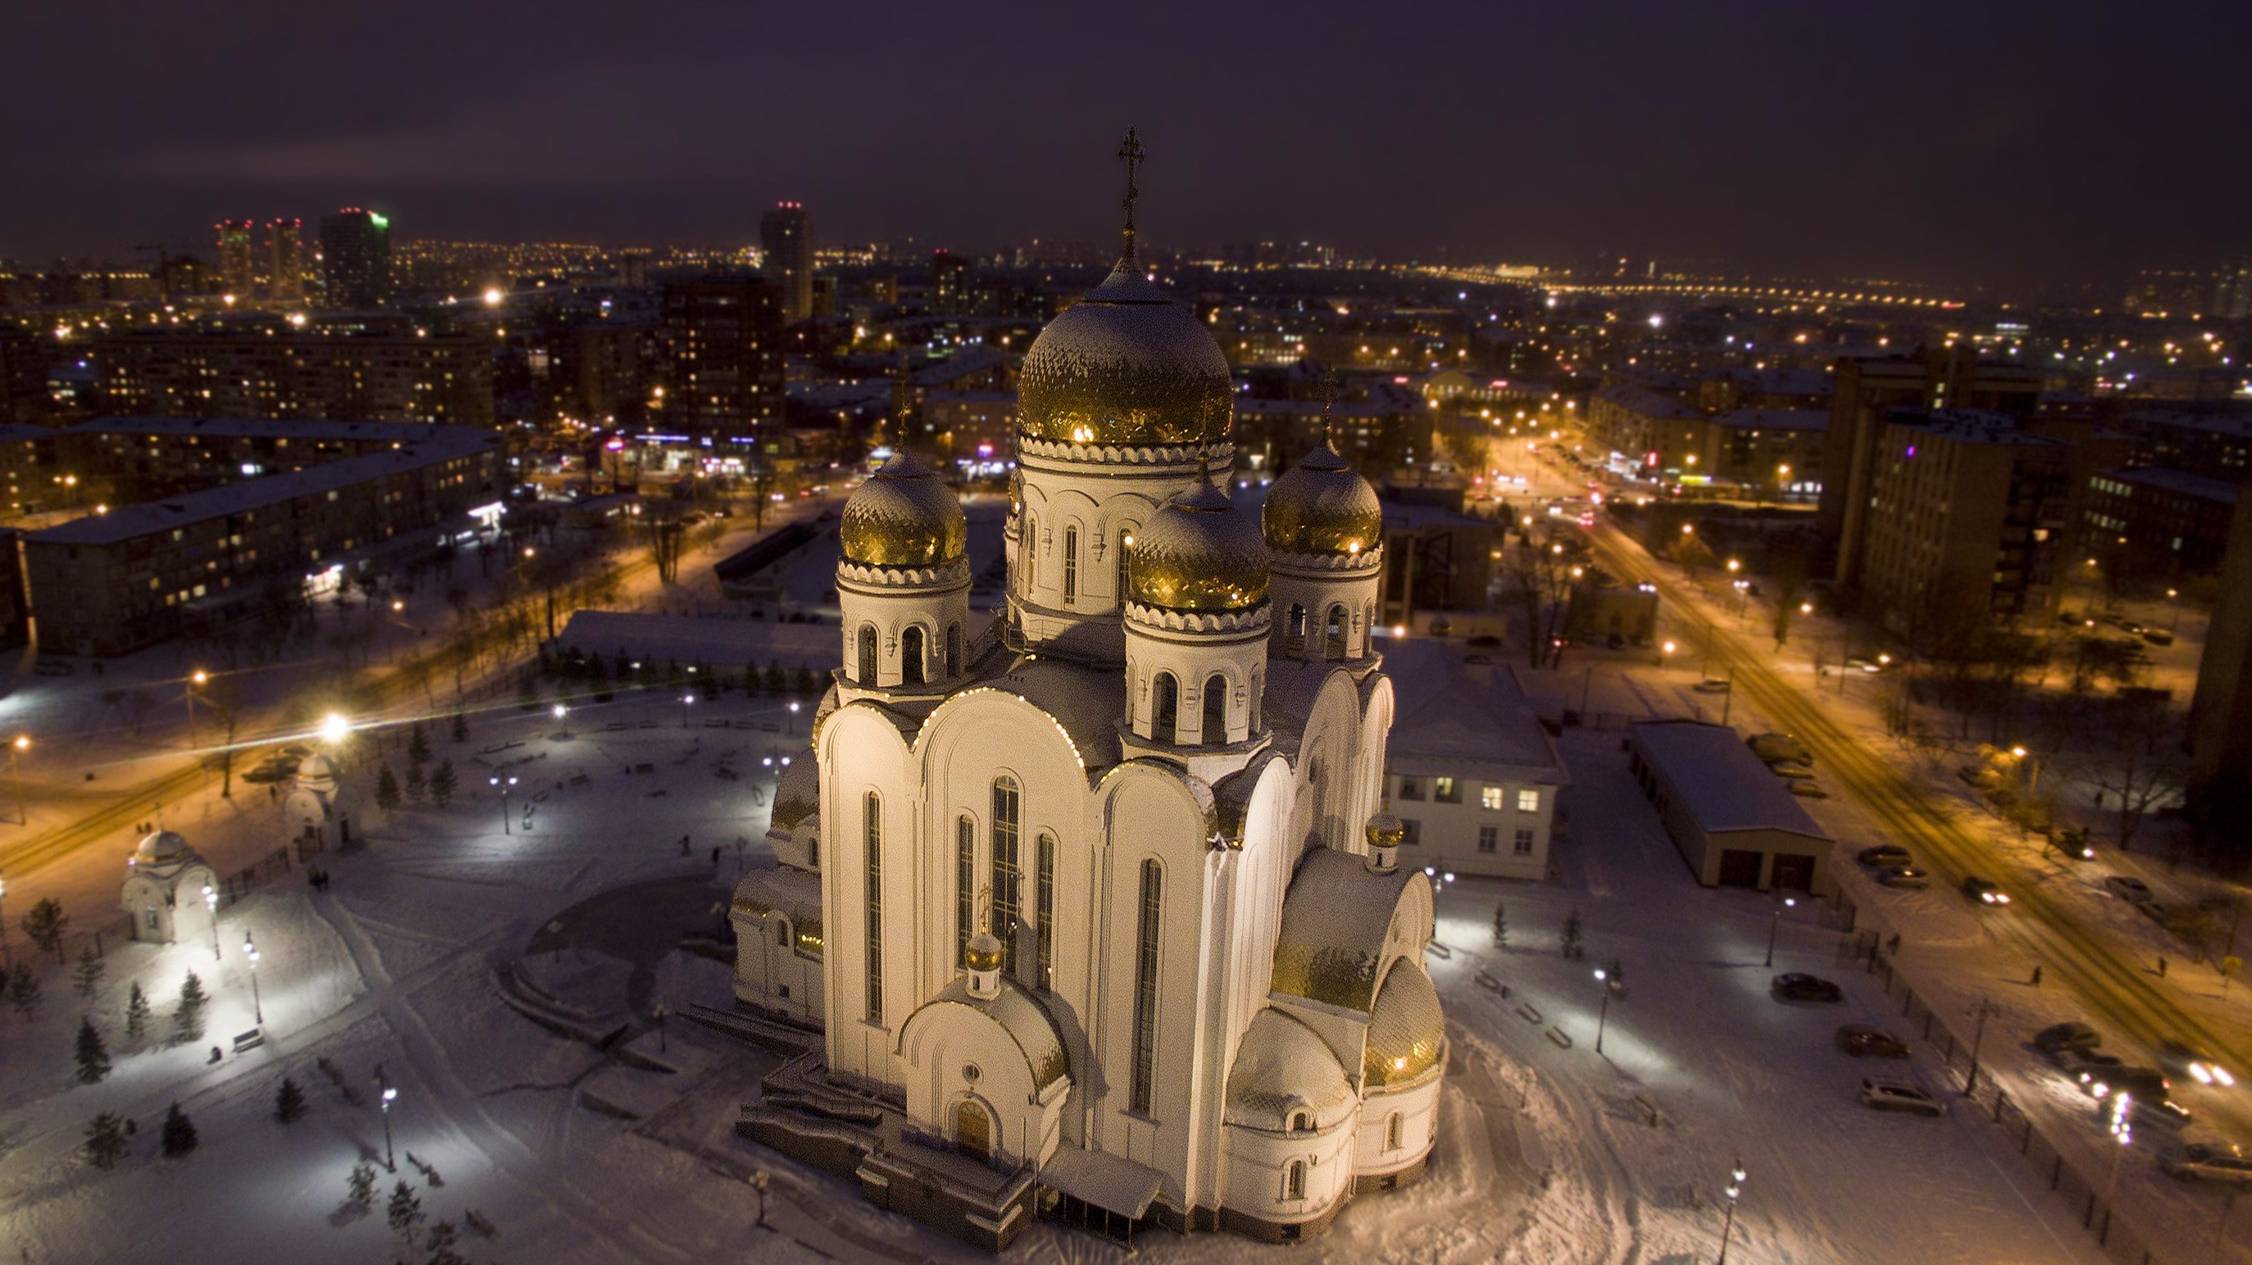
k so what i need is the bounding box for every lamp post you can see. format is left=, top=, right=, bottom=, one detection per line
left=2167, top=587, right=2183, bottom=633
left=202, top=882, right=220, bottom=961
left=786, top=700, right=801, bottom=735
left=1592, top=967, right=1613, bottom=1054
left=8, top=734, right=27, bottom=826
left=552, top=703, right=570, bottom=738
left=318, top=712, right=352, bottom=747
left=1717, top=1162, right=1747, bottom=1265
left=1965, top=995, right=2003, bottom=1094
left=1763, top=896, right=1797, bottom=968
left=243, top=931, right=263, bottom=1024
left=375, top=1066, right=398, bottom=1172
left=489, top=774, right=518, bottom=835
left=2103, top=1093, right=2133, bottom=1239
left=680, top=692, right=696, bottom=729
left=1660, top=638, right=1678, bottom=670
left=185, top=669, right=208, bottom=746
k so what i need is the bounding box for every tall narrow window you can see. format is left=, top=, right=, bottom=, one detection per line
left=991, top=776, right=1021, bottom=970
left=900, top=625, right=925, bottom=686
left=856, top=624, right=878, bottom=684
left=1130, top=859, right=1162, bottom=1113
left=945, top=623, right=961, bottom=676
left=1116, top=526, right=1134, bottom=599
left=1385, top=1113, right=1403, bottom=1150
left=1286, top=603, right=1307, bottom=651
left=1062, top=526, right=1079, bottom=603
left=955, top=815, right=975, bottom=968
left=1202, top=673, right=1228, bottom=745
left=1285, top=1159, right=1306, bottom=1200
left=1035, top=831, right=1056, bottom=989
left=1325, top=604, right=1347, bottom=658
left=863, top=792, right=882, bottom=1024
left=1151, top=672, right=1179, bottom=744
left=1022, top=515, right=1038, bottom=589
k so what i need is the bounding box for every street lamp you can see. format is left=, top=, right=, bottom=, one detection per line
left=1763, top=896, right=1797, bottom=967
left=318, top=711, right=351, bottom=746
left=1717, top=1162, right=1747, bottom=1265
left=489, top=774, right=519, bottom=835
left=375, top=1067, right=399, bottom=1172
left=185, top=669, right=208, bottom=746
left=552, top=703, right=570, bottom=738
left=243, top=931, right=263, bottom=1025
left=680, top=692, right=696, bottom=729
left=1592, top=967, right=1613, bottom=1054
left=2103, top=1092, right=2133, bottom=1235
left=202, top=882, right=220, bottom=961
left=786, top=700, right=801, bottom=735
left=1660, top=639, right=1678, bottom=669
left=8, top=734, right=27, bottom=826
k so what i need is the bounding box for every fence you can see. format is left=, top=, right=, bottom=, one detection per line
left=1844, top=927, right=2176, bottom=1265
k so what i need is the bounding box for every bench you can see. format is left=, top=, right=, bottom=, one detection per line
left=233, top=1028, right=265, bottom=1054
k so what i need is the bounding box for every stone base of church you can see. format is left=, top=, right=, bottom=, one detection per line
left=1353, top=1152, right=1430, bottom=1193
left=1217, top=1188, right=1352, bottom=1243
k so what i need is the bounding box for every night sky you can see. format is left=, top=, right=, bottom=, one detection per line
left=16, top=1, right=2249, bottom=294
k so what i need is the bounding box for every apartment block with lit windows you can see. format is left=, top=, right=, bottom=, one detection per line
left=1378, top=642, right=1568, bottom=881
left=659, top=274, right=784, bottom=446
left=95, top=326, right=493, bottom=427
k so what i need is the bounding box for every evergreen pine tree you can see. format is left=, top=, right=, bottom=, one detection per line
left=124, top=982, right=150, bottom=1042
left=9, top=960, right=41, bottom=1018
left=429, top=760, right=457, bottom=808
left=376, top=764, right=402, bottom=812
left=408, top=722, right=432, bottom=765
left=387, top=1179, right=426, bottom=1254
left=23, top=897, right=68, bottom=962
left=72, top=944, right=105, bottom=999
left=83, top=1112, right=127, bottom=1169
left=74, top=1017, right=111, bottom=1084
left=1559, top=908, right=1584, bottom=960
left=347, top=1160, right=377, bottom=1207
left=763, top=663, right=786, bottom=693
left=449, top=711, right=468, bottom=744
left=404, top=762, right=427, bottom=804
left=159, top=1103, right=197, bottom=1158
left=275, top=1076, right=308, bottom=1123
left=424, top=1220, right=470, bottom=1265
left=173, top=971, right=208, bottom=1044
left=1491, top=901, right=1509, bottom=949
left=742, top=661, right=762, bottom=696
left=793, top=664, right=820, bottom=695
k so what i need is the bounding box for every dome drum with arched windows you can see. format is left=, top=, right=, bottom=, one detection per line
left=839, top=453, right=968, bottom=569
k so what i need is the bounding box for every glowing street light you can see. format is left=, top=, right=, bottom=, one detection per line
left=482, top=286, right=503, bottom=307
left=1717, top=1162, right=1747, bottom=1265
left=489, top=774, right=519, bottom=835
left=786, top=699, right=801, bottom=735
left=1763, top=895, right=1797, bottom=967
left=552, top=703, right=570, bottom=738
left=375, top=1066, right=399, bottom=1172
left=680, top=692, right=697, bottom=729
left=185, top=669, right=209, bottom=746
left=7, top=734, right=27, bottom=826
left=243, top=931, right=263, bottom=1024
left=1592, top=967, right=1614, bottom=1054
left=318, top=712, right=352, bottom=746
left=202, top=882, right=221, bottom=961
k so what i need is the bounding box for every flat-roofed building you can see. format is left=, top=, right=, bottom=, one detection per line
left=95, top=325, right=492, bottom=427
left=2082, top=466, right=2239, bottom=577
left=1378, top=641, right=1567, bottom=880
left=1628, top=719, right=1832, bottom=892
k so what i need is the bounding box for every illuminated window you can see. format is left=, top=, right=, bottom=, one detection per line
left=1036, top=831, right=1056, bottom=989
left=1434, top=777, right=1460, bottom=804
left=955, top=815, right=974, bottom=969
left=1517, top=788, right=1542, bottom=813
left=1480, top=786, right=1504, bottom=810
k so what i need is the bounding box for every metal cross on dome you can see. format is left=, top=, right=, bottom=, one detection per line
left=1118, top=128, right=1145, bottom=263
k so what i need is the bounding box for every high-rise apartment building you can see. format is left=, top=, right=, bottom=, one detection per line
left=215, top=219, right=256, bottom=297
left=1820, top=347, right=2042, bottom=589
left=320, top=208, right=393, bottom=308
left=932, top=248, right=971, bottom=314
left=265, top=217, right=304, bottom=302
left=660, top=274, right=784, bottom=444
left=759, top=202, right=814, bottom=324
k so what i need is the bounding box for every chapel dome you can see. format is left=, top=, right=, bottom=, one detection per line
left=133, top=830, right=193, bottom=865
left=1263, top=443, right=1382, bottom=557
left=1127, top=478, right=1270, bottom=611
left=838, top=453, right=967, bottom=568
left=1017, top=260, right=1233, bottom=448
left=1363, top=962, right=1446, bottom=1089
left=294, top=753, right=339, bottom=788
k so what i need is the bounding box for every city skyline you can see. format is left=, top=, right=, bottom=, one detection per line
left=13, top=1, right=2251, bottom=296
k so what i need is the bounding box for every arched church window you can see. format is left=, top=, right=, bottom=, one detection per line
left=1151, top=672, right=1179, bottom=744
left=1201, top=673, right=1228, bottom=746
left=1035, top=831, right=1056, bottom=989
left=1116, top=523, right=1136, bottom=599
left=1285, top=1159, right=1306, bottom=1200
left=945, top=623, right=961, bottom=676
left=1385, top=1111, right=1403, bottom=1150
left=775, top=918, right=789, bottom=948
left=1022, top=515, right=1038, bottom=589
left=991, top=776, right=1021, bottom=971
left=856, top=624, right=878, bottom=684
left=955, top=815, right=974, bottom=968
left=1325, top=604, right=1347, bottom=659
left=1062, top=526, right=1079, bottom=604
left=863, top=791, right=883, bottom=1024
left=1130, top=859, right=1162, bottom=1113
left=900, top=626, right=925, bottom=686
left=1291, top=1111, right=1311, bottom=1133
left=1286, top=603, right=1307, bottom=652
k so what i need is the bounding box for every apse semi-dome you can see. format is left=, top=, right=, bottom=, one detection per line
left=838, top=453, right=967, bottom=567
left=1127, top=479, right=1271, bottom=611
left=1263, top=442, right=1382, bottom=556
left=1017, top=262, right=1233, bottom=448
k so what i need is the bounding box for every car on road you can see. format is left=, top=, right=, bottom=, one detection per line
left=2101, top=875, right=2155, bottom=904
left=1961, top=876, right=2011, bottom=906
left=1748, top=733, right=1813, bottom=766
left=2033, top=1022, right=2102, bottom=1055
left=2159, top=1143, right=2252, bottom=1185
left=1692, top=677, right=1732, bottom=694
left=2054, top=1047, right=2124, bottom=1078
left=1771, top=763, right=1815, bottom=781
left=1836, top=1025, right=1909, bottom=1057
left=2142, top=628, right=2176, bottom=647
left=1857, top=844, right=1911, bottom=868
left=2079, top=1065, right=2172, bottom=1102
left=1876, top=865, right=1930, bottom=889
left=1771, top=973, right=1845, bottom=1003
left=2157, top=1041, right=2237, bottom=1088
left=1858, top=1078, right=1944, bottom=1116
left=1787, top=781, right=1829, bottom=799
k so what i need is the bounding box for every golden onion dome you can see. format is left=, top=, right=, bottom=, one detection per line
left=1364, top=812, right=1406, bottom=850
left=838, top=452, right=966, bottom=568
left=964, top=931, right=1007, bottom=973
left=1127, top=477, right=1270, bottom=611
left=1363, top=962, right=1446, bottom=1088
left=1017, top=260, right=1233, bottom=448
left=1264, top=442, right=1382, bottom=556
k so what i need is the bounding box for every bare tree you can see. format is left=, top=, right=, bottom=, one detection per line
left=2074, top=690, right=2187, bottom=852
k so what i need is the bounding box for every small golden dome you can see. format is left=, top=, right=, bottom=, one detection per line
left=1363, top=962, right=1445, bottom=1088
left=1127, top=477, right=1270, bottom=611
left=965, top=931, right=1006, bottom=973
left=1364, top=812, right=1406, bottom=849
left=1264, top=443, right=1382, bottom=556
left=838, top=453, right=966, bottom=568
left=1017, top=261, right=1233, bottom=448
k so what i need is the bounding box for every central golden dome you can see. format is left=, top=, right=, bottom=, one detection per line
left=1017, top=261, right=1233, bottom=448
left=838, top=453, right=966, bottom=567
left=1262, top=442, right=1382, bottom=556
left=1127, top=478, right=1270, bottom=611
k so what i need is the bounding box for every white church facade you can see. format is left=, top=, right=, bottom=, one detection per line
left=730, top=150, right=1444, bottom=1248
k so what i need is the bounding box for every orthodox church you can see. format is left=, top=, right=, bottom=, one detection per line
left=731, top=138, right=1442, bottom=1248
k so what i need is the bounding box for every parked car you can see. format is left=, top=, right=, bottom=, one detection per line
left=2033, top=1022, right=2102, bottom=1055
left=1876, top=865, right=1930, bottom=889
left=1748, top=733, right=1813, bottom=766
left=2159, top=1143, right=2252, bottom=1185
left=1771, top=763, right=1816, bottom=781
left=2055, top=1047, right=2124, bottom=1078
left=1787, top=781, right=1829, bottom=799
left=1836, top=1025, right=1909, bottom=1058
left=1693, top=677, right=1732, bottom=694
left=2141, top=629, right=2176, bottom=647
left=1857, top=844, right=1911, bottom=868
left=1772, top=973, right=1845, bottom=1003
left=1858, top=1078, right=1944, bottom=1116
left=2102, top=875, right=2155, bottom=904
left=1961, top=876, right=2011, bottom=906
left=2157, top=1041, right=2237, bottom=1088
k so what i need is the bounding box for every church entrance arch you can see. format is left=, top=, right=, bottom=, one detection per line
left=955, top=1098, right=993, bottom=1162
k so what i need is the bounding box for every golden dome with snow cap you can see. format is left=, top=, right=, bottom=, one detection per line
left=1263, top=441, right=1382, bottom=556
left=1017, top=260, right=1234, bottom=448
left=1127, top=477, right=1270, bottom=611
left=1363, top=961, right=1446, bottom=1087
left=838, top=452, right=966, bottom=567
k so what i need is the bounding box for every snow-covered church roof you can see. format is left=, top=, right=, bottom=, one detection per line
left=1224, top=1007, right=1354, bottom=1130
left=1269, top=846, right=1416, bottom=1013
